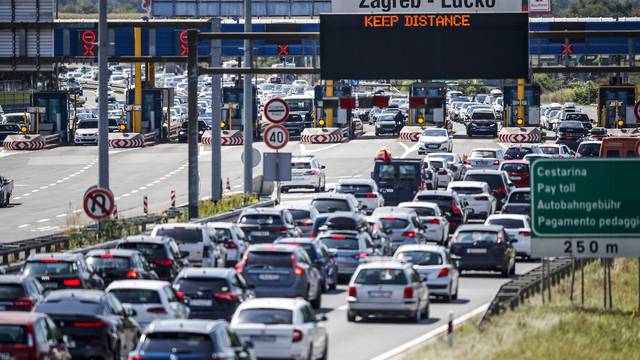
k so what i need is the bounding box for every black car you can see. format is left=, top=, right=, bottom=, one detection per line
left=0, top=274, right=45, bottom=311
left=503, top=144, right=543, bottom=160
left=0, top=123, right=21, bottom=143
left=466, top=110, right=498, bottom=137
left=564, top=112, right=593, bottom=130
left=34, top=290, right=141, bottom=360
left=375, top=113, right=403, bottom=136
left=115, top=235, right=188, bottom=281
left=556, top=120, right=586, bottom=151
left=236, top=208, right=301, bottom=244
left=502, top=187, right=531, bottom=216
left=85, top=249, right=159, bottom=285
left=371, top=158, right=423, bottom=206
left=23, top=253, right=104, bottom=291
left=275, top=237, right=339, bottom=292
left=178, top=120, right=210, bottom=143
left=449, top=224, right=516, bottom=277
left=173, top=268, right=254, bottom=321
left=283, top=97, right=313, bottom=136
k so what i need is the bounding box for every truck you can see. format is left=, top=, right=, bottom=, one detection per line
left=371, top=156, right=424, bottom=206
left=0, top=175, right=13, bottom=207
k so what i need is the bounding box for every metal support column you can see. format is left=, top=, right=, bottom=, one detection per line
left=97, top=0, right=109, bottom=189
left=242, top=0, right=253, bottom=196
left=134, top=27, right=143, bottom=133
left=187, top=30, right=199, bottom=219
left=211, top=18, right=222, bottom=202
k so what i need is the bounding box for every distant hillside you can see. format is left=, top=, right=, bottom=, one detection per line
left=58, top=0, right=143, bottom=14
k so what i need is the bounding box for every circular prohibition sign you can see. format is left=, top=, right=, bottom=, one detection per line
left=263, top=98, right=289, bottom=124
left=263, top=124, right=290, bottom=150
left=83, top=187, right=115, bottom=221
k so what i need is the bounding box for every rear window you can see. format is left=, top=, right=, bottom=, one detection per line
left=450, top=187, right=483, bottom=195
left=540, top=147, right=559, bottom=155
left=154, top=228, right=203, bottom=243
left=211, top=228, right=232, bottom=241
left=379, top=218, right=409, bottom=229
left=246, top=252, right=293, bottom=269
left=291, top=162, right=311, bottom=170
left=456, top=231, right=499, bottom=243
left=577, top=143, right=600, bottom=157
left=117, top=243, right=166, bottom=261
left=36, top=299, right=99, bottom=315
left=502, top=163, right=529, bottom=173
left=239, top=214, right=284, bottom=225
left=336, top=184, right=372, bottom=194
left=287, top=209, right=311, bottom=220
left=399, top=165, right=418, bottom=180
left=319, top=236, right=359, bottom=250
left=415, top=195, right=452, bottom=212
left=325, top=216, right=359, bottom=230
left=463, top=174, right=503, bottom=190
left=109, top=289, right=161, bottom=304
left=354, top=268, right=408, bottom=285
left=86, top=256, right=131, bottom=271
left=311, top=199, right=350, bottom=213
left=0, top=285, right=25, bottom=300
left=487, top=218, right=526, bottom=229
left=395, top=251, right=443, bottom=266
left=140, top=332, right=213, bottom=353
left=237, top=309, right=293, bottom=325
left=405, top=207, right=436, bottom=217
left=0, top=124, right=19, bottom=131
left=24, top=261, right=75, bottom=276
left=470, top=150, right=497, bottom=158
left=509, top=192, right=530, bottom=204
left=0, top=325, right=27, bottom=344
left=375, top=164, right=419, bottom=181
left=174, top=278, right=230, bottom=294
left=505, top=147, right=533, bottom=159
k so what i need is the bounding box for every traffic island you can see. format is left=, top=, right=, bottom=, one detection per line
left=497, top=127, right=542, bottom=143
left=300, top=127, right=345, bottom=144
left=108, top=132, right=144, bottom=148
left=399, top=126, right=423, bottom=142
left=202, top=130, right=244, bottom=146
left=2, top=134, right=47, bottom=150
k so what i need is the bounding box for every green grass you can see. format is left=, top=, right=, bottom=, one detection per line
left=178, top=193, right=258, bottom=221
left=407, top=259, right=640, bottom=360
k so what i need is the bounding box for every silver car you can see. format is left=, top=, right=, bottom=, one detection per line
left=393, top=244, right=459, bottom=302
left=347, top=261, right=429, bottom=322
left=370, top=207, right=427, bottom=253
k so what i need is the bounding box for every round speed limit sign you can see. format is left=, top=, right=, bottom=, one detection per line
left=263, top=124, right=289, bottom=150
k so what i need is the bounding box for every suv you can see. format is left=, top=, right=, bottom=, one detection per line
left=23, top=253, right=104, bottom=291
left=463, top=169, right=514, bottom=210
left=334, top=178, right=384, bottom=214
left=275, top=237, right=339, bottom=292
left=84, top=249, right=159, bottom=285
left=276, top=205, right=319, bottom=237
left=115, top=235, right=188, bottom=281
left=311, top=193, right=360, bottom=214
left=564, top=112, right=592, bottom=130
left=151, top=223, right=225, bottom=268
left=371, top=159, right=423, bottom=206
left=283, top=95, right=314, bottom=135
left=370, top=207, right=427, bottom=253
left=317, top=230, right=380, bottom=278
left=499, top=160, right=530, bottom=188
left=502, top=187, right=531, bottom=216
left=0, top=275, right=44, bottom=311
left=466, top=108, right=498, bottom=137
left=414, top=190, right=468, bottom=233
left=576, top=140, right=601, bottom=158
left=449, top=225, right=516, bottom=277
left=556, top=121, right=586, bottom=151
left=236, top=208, right=301, bottom=244
left=0, top=312, right=68, bottom=359
left=236, top=244, right=323, bottom=308
left=503, top=144, right=543, bottom=160
left=178, top=120, right=210, bottom=143
left=281, top=156, right=326, bottom=193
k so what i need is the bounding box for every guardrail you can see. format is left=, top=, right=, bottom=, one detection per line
left=143, top=129, right=159, bottom=145
left=479, top=258, right=578, bottom=326
left=43, top=133, right=63, bottom=145
left=165, top=123, right=181, bottom=140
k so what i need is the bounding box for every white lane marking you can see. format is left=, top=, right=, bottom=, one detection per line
left=73, top=209, right=81, bottom=213
left=299, top=143, right=341, bottom=155
left=232, top=185, right=241, bottom=189
left=139, top=186, right=147, bottom=190
left=56, top=213, right=67, bottom=218
left=40, top=186, right=48, bottom=190
left=37, top=218, right=50, bottom=223
left=337, top=304, right=348, bottom=311
left=18, top=224, right=30, bottom=228
left=22, top=193, right=31, bottom=197
left=130, top=190, right=138, bottom=194
left=31, top=189, right=39, bottom=193
left=370, top=303, right=490, bottom=360
left=13, top=197, right=21, bottom=200
left=122, top=193, right=131, bottom=197
left=49, top=183, right=56, bottom=186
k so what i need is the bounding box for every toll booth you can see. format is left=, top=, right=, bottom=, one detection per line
left=222, top=86, right=258, bottom=139
left=410, top=83, right=447, bottom=127
left=502, top=84, right=541, bottom=127
left=313, top=84, right=353, bottom=134
left=32, top=92, right=70, bottom=139
left=597, top=85, right=636, bottom=128
left=126, top=89, right=164, bottom=137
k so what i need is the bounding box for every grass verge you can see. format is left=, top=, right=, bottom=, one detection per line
left=407, top=259, right=640, bottom=360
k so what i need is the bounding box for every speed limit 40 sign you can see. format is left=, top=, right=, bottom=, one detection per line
left=263, top=124, right=289, bottom=150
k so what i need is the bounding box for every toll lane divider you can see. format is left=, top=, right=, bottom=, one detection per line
left=300, top=127, right=345, bottom=144
left=201, top=130, right=244, bottom=146
left=497, top=127, right=542, bottom=143
left=108, top=132, right=144, bottom=148
left=399, top=126, right=423, bottom=142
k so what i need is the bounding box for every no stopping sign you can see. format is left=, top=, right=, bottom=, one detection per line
left=264, top=98, right=289, bottom=124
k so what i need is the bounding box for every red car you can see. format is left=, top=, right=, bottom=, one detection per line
left=0, top=312, right=69, bottom=360
left=499, top=160, right=530, bottom=188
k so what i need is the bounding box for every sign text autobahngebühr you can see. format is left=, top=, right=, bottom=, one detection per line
left=531, top=159, right=640, bottom=237
left=332, top=0, right=523, bottom=13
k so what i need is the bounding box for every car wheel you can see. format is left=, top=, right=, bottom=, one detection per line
left=375, top=131, right=379, bottom=136
left=281, top=187, right=288, bottom=193
left=467, top=132, right=472, bottom=137
left=501, top=267, right=510, bottom=278
left=320, top=339, right=328, bottom=360
left=347, top=311, right=357, bottom=322
left=422, top=302, right=430, bottom=319
left=412, top=301, right=422, bottom=323
left=112, top=341, right=121, bottom=360
left=306, top=345, right=313, bottom=360
left=452, top=285, right=459, bottom=300
left=311, top=290, right=322, bottom=309
left=329, top=279, right=337, bottom=291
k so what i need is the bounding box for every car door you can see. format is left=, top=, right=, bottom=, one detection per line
left=409, top=269, right=428, bottom=305
left=301, top=304, right=323, bottom=355
left=297, top=251, right=321, bottom=299
left=106, top=294, right=138, bottom=353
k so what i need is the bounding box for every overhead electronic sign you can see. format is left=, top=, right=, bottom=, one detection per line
left=320, top=12, right=529, bottom=80
left=332, top=0, right=524, bottom=13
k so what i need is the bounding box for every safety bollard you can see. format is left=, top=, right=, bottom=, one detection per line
left=170, top=189, right=176, bottom=208
left=143, top=195, right=148, bottom=216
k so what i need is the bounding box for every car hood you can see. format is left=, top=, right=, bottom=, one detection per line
left=420, top=136, right=448, bottom=143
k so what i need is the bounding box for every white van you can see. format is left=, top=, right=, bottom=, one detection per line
left=151, top=223, right=225, bottom=267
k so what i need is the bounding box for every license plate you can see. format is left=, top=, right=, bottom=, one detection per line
left=337, top=256, right=351, bottom=262
left=368, top=291, right=392, bottom=298
left=428, top=144, right=439, bottom=148
left=251, top=335, right=276, bottom=343
left=252, top=231, right=269, bottom=237
left=259, top=274, right=280, bottom=281
left=190, top=299, right=213, bottom=306
left=43, top=282, right=58, bottom=289
left=467, top=248, right=487, bottom=254
left=381, top=188, right=394, bottom=193
left=511, top=176, right=521, bottom=180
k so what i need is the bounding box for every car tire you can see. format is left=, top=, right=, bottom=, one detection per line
left=501, top=267, right=510, bottom=278
left=320, top=339, right=328, bottom=360
left=375, top=131, right=379, bottom=136
left=307, top=345, right=313, bottom=360
left=452, top=285, right=459, bottom=300
left=112, top=341, right=121, bottom=360
left=412, top=301, right=422, bottom=323
left=311, top=290, right=322, bottom=309
left=347, top=311, right=357, bottom=322
left=467, top=132, right=472, bottom=137
left=422, top=302, right=430, bottom=319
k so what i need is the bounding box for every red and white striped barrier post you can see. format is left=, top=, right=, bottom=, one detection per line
left=447, top=311, right=454, bottom=348
left=225, top=177, right=231, bottom=192
left=143, top=195, right=148, bottom=216
left=170, top=189, right=176, bottom=207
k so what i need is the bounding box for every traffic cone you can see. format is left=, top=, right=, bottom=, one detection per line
left=225, top=177, right=231, bottom=192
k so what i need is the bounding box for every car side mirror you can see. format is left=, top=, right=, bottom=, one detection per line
left=420, top=275, right=428, bottom=282
left=316, top=314, right=328, bottom=322
left=384, top=229, right=393, bottom=235
left=179, top=251, right=189, bottom=259
left=125, top=308, right=137, bottom=317
left=510, top=239, right=518, bottom=243
left=244, top=340, right=254, bottom=349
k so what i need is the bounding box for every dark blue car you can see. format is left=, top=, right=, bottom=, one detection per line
left=275, top=237, right=339, bottom=292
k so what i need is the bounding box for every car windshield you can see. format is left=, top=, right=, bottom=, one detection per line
left=117, top=243, right=166, bottom=261
left=540, top=147, right=560, bottom=155
left=86, top=256, right=131, bottom=271
left=239, top=214, right=284, bottom=225
left=0, top=285, right=25, bottom=300
left=456, top=231, right=499, bottom=243
left=77, top=121, right=98, bottom=129
left=109, top=289, right=161, bottom=304
left=336, top=184, right=372, bottom=194
left=450, top=187, right=484, bottom=195
left=422, top=129, right=447, bottom=137
left=237, top=309, right=293, bottom=325
left=354, top=268, right=408, bottom=285
left=312, top=199, right=350, bottom=213
left=378, top=114, right=396, bottom=122
left=502, top=163, right=529, bottom=173
left=379, top=218, right=409, bottom=229
left=246, top=252, right=292, bottom=269
left=291, top=162, right=312, bottom=170
left=154, top=228, right=202, bottom=243
left=0, top=326, right=28, bottom=344
left=487, top=218, right=525, bottom=229
left=140, top=333, right=212, bottom=353
left=509, top=192, right=530, bottom=204
left=472, top=112, right=495, bottom=120
left=24, top=261, right=75, bottom=276
left=565, top=113, right=589, bottom=122
left=174, top=278, right=230, bottom=294
left=578, top=143, right=601, bottom=157
left=470, top=150, right=497, bottom=158
left=0, top=124, right=19, bottom=131
left=319, top=236, right=359, bottom=250
left=395, top=251, right=443, bottom=266
left=286, top=99, right=312, bottom=112
left=464, top=174, right=503, bottom=190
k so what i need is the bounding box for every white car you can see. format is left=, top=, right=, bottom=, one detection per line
left=485, top=214, right=532, bottom=258
left=281, top=156, right=326, bottom=193
left=206, top=222, right=248, bottom=267
left=334, top=178, right=384, bottom=214
left=151, top=223, right=224, bottom=267
left=447, top=181, right=497, bottom=220
left=74, top=118, right=99, bottom=145
left=424, top=158, right=453, bottom=189
left=466, top=148, right=505, bottom=170
left=393, top=244, right=459, bottom=301
left=539, top=144, right=574, bottom=159
left=425, top=152, right=466, bottom=180
left=397, top=202, right=449, bottom=244
left=418, top=128, right=452, bottom=154
left=106, top=280, right=190, bottom=329
left=231, top=298, right=328, bottom=360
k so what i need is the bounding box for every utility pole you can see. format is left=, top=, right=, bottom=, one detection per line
left=211, top=18, right=222, bottom=202
left=242, top=0, right=253, bottom=196
left=98, top=0, right=109, bottom=189
left=187, top=30, right=199, bottom=219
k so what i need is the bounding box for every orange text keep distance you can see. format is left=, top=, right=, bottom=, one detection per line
left=363, top=14, right=472, bottom=28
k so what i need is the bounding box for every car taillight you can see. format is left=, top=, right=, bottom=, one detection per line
left=302, top=219, right=314, bottom=226
left=175, top=291, right=186, bottom=299
left=153, top=259, right=174, bottom=266
left=450, top=234, right=458, bottom=243
left=465, top=160, right=471, bottom=165
left=214, top=292, right=239, bottom=302
left=348, top=286, right=357, bottom=298
left=292, top=329, right=304, bottom=343
left=329, top=235, right=347, bottom=239
left=403, top=287, right=414, bottom=299
left=128, top=356, right=144, bottom=360
left=306, top=170, right=318, bottom=176
left=274, top=226, right=289, bottom=233
left=495, top=187, right=507, bottom=194
left=438, top=170, right=448, bottom=175
left=427, top=218, right=440, bottom=225
left=438, top=268, right=449, bottom=278
left=127, top=269, right=138, bottom=279
left=496, top=233, right=505, bottom=243
left=357, top=252, right=368, bottom=259
left=519, top=231, right=531, bottom=237
left=146, top=307, right=168, bottom=314
left=235, top=253, right=248, bottom=273
left=366, top=193, right=378, bottom=198
left=72, top=321, right=107, bottom=328
left=223, top=241, right=238, bottom=249
left=39, top=259, right=59, bottom=263
left=403, top=231, right=416, bottom=238
left=63, top=279, right=81, bottom=287
left=100, top=254, right=113, bottom=258
left=291, top=254, right=305, bottom=276
left=493, top=159, right=500, bottom=165
left=13, top=297, right=34, bottom=310
left=564, top=136, right=572, bottom=140
left=451, top=199, right=462, bottom=215
left=203, top=246, right=210, bottom=259
left=475, top=196, right=489, bottom=201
